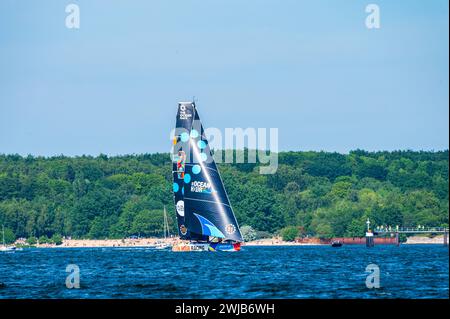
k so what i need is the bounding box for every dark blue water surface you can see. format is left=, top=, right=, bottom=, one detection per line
left=0, top=245, right=448, bottom=299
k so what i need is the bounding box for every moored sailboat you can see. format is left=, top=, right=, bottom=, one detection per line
left=154, top=206, right=172, bottom=250
left=171, top=101, right=243, bottom=252
left=0, top=225, right=15, bottom=252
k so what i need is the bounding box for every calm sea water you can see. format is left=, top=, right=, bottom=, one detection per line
left=0, top=245, right=448, bottom=299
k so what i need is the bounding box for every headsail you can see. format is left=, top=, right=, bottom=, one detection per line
left=172, top=102, right=243, bottom=242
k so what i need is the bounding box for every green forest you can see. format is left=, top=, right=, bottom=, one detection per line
left=0, top=150, right=448, bottom=243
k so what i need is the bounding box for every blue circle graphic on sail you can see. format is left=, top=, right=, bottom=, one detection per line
left=197, top=140, right=206, bottom=149
left=200, top=153, right=208, bottom=162
left=184, top=173, right=191, bottom=183
left=173, top=183, right=179, bottom=192
left=190, top=130, right=199, bottom=138
left=180, top=132, right=189, bottom=142
left=192, top=165, right=201, bottom=174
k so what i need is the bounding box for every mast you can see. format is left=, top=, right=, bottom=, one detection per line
left=163, top=206, right=167, bottom=240
left=165, top=206, right=170, bottom=238
left=2, top=225, right=5, bottom=247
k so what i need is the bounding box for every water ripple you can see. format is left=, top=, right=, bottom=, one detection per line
left=0, top=245, right=448, bottom=298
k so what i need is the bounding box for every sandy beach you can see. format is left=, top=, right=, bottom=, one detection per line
left=28, top=237, right=313, bottom=248
left=33, top=237, right=177, bottom=248
left=16, top=235, right=447, bottom=248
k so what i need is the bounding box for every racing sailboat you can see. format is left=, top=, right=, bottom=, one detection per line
left=171, top=101, right=243, bottom=252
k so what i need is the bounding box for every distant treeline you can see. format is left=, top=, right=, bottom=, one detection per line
left=0, top=150, right=448, bottom=241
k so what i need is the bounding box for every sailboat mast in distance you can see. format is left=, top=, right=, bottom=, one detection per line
left=163, top=205, right=170, bottom=239
left=172, top=101, right=243, bottom=252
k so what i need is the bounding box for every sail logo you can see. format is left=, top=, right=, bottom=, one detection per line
left=176, top=200, right=185, bottom=217
left=225, top=224, right=237, bottom=235
left=179, top=104, right=192, bottom=120
left=180, top=225, right=188, bottom=235
left=191, top=180, right=214, bottom=194
left=176, top=151, right=186, bottom=179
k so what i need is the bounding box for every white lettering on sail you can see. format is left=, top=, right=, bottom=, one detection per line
left=179, top=104, right=192, bottom=120
left=191, top=180, right=214, bottom=194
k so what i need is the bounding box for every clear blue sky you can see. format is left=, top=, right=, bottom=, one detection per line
left=0, top=0, right=448, bottom=156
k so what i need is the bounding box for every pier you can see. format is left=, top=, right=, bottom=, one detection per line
left=374, top=226, right=449, bottom=246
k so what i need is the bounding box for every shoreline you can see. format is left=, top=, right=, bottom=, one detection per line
left=14, top=235, right=446, bottom=248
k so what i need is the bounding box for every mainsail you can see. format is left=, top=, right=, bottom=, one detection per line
left=172, top=102, right=243, bottom=243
